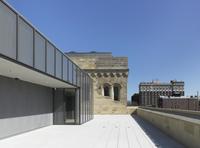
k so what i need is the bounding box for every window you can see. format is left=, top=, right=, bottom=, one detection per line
left=104, top=86, right=110, bottom=96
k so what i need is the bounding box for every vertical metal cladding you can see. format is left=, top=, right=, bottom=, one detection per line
left=0, top=0, right=94, bottom=90
left=0, top=2, right=16, bottom=59
left=0, top=0, right=94, bottom=127
left=62, top=56, right=68, bottom=81
left=18, top=17, right=34, bottom=66
left=34, top=32, right=46, bottom=72
left=55, top=50, right=62, bottom=79
left=78, top=71, right=94, bottom=124
left=46, top=42, right=55, bottom=76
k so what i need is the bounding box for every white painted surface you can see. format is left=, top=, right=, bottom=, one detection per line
left=0, top=115, right=183, bottom=148
left=0, top=57, right=75, bottom=88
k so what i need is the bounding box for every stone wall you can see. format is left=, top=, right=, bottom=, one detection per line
left=160, top=98, right=200, bottom=111
left=96, top=57, right=128, bottom=69
left=88, top=71, right=128, bottom=105
left=67, top=52, right=128, bottom=70
left=66, top=52, right=129, bottom=114
left=68, top=56, right=97, bottom=69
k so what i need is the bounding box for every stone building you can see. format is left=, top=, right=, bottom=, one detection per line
left=139, top=80, right=184, bottom=106
left=66, top=52, right=129, bottom=114
left=131, top=93, right=139, bottom=106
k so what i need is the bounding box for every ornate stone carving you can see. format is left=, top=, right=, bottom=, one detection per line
left=116, top=73, right=121, bottom=77
left=97, top=73, right=102, bottom=77
left=66, top=52, right=129, bottom=114
left=103, top=73, right=109, bottom=77
left=110, top=73, right=115, bottom=77
left=90, top=73, right=96, bottom=77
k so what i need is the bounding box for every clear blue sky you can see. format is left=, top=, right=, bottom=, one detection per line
left=7, top=0, right=200, bottom=100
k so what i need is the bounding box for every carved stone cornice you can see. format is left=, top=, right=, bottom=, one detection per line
left=88, top=72, right=128, bottom=78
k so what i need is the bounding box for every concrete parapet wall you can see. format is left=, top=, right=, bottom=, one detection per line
left=141, top=107, right=200, bottom=116
left=137, top=108, right=200, bottom=148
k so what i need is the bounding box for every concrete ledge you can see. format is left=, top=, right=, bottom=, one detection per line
left=137, top=108, right=200, bottom=148
left=141, top=107, right=200, bottom=116
left=127, top=106, right=138, bottom=114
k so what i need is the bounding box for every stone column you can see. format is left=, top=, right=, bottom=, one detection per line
left=111, top=85, right=114, bottom=100
left=101, top=85, right=104, bottom=96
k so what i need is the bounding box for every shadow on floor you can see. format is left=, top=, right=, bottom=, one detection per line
left=131, top=115, right=185, bottom=148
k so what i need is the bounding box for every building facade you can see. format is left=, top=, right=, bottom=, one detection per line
left=139, top=80, right=184, bottom=106
left=158, top=96, right=200, bottom=111
left=0, top=1, right=93, bottom=139
left=131, top=93, right=140, bottom=106
left=67, top=52, right=129, bottom=114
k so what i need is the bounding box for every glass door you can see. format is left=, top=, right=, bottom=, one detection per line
left=64, top=89, right=76, bottom=124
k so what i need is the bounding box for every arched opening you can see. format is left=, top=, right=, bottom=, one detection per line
left=103, top=83, right=111, bottom=97
left=104, top=86, right=110, bottom=96
left=114, top=84, right=121, bottom=101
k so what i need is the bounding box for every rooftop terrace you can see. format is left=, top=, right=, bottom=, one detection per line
left=0, top=115, right=183, bottom=148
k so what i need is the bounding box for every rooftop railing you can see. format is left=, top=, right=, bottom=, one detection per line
left=0, top=0, right=90, bottom=88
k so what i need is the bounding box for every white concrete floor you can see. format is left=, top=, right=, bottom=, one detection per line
left=0, top=115, right=184, bottom=148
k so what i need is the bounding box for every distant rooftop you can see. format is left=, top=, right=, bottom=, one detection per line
left=67, top=51, right=112, bottom=54
left=66, top=51, right=112, bottom=56
left=140, top=80, right=184, bottom=86
left=160, top=96, right=198, bottom=99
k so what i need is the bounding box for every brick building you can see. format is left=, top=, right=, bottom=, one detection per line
left=139, top=80, right=184, bottom=106
left=158, top=96, right=200, bottom=111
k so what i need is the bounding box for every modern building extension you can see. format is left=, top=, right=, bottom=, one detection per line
left=0, top=1, right=93, bottom=139
left=139, top=80, right=184, bottom=106
left=67, top=52, right=129, bottom=114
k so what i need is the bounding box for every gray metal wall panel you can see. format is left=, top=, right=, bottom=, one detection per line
left=82, top=73, right=85, bottom=123
left=75, top=89, right=80, bottom=124
left=0, top=1, right=94, bottom=126
left=76, top=68, right=80, bottom=86
left=34, top=32, right=45, bottom=72
left=68, top=61, right=73, bottom=83
left=80, top=72, right=83, bottom=124
left=63, top=56, right=68, bottom=81
left=0, top=76, right=53, bottom=139
left=56, top=50, right=62, bottom=79
left=0, top=113, right=53, bottom=139
left=18, top=18, right=33, bottom=66
left=0, top=2, right=16, bottom=59
left=73, top=65, right=77, bottom=85
left=46, top=42, right=55, bottom=76
left=53, top=88, right=65, bottom=125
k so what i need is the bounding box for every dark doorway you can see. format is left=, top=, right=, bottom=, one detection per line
left=114, top=86, right=120, bottom=101
left=104, top=86, right=110, bottom=96
left=64, top=89, right=76, bottom=124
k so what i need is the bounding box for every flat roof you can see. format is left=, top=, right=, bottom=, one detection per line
left=66, top=51, right=112, bottom=55
left=160, top=96, right=198, bottom=99
left=0, top=115, right=184, bottom=148
left=140, top=80, right=184, bottom=86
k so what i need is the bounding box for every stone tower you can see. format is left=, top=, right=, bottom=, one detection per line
left=66, top=52, right=129, bottom=114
